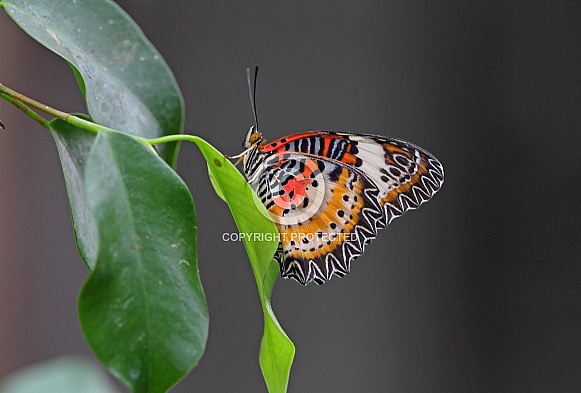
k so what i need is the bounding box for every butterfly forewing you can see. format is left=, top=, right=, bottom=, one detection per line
left=244, top=131, right=444, bottom=285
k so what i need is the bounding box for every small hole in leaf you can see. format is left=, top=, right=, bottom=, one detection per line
left=213, top=158, right=222, bottom=167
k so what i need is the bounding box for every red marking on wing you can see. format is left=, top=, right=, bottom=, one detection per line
left=261, top=131, right=363, bottom=167
left=261, top=131, right=347, bottom=153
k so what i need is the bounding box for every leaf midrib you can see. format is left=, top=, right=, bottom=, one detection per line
left=104, top=134, right=154, bottom=391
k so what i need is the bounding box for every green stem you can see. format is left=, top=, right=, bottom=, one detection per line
left=0, top=92, right=48, bottom=127
left=144, top=134, right=200, bottom=145
left=0, top=83, right=121, bottom=135
left=0, top=82, right=200, bottom=153
left=0, top=83, right=70, bottom=121
left=66, top=114, right=117, bottom=134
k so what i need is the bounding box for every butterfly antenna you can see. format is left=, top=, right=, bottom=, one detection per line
left=246, top=66, right=259, bottom=130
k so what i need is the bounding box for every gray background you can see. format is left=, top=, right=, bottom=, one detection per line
left=1, top=0, right=580, bottom=392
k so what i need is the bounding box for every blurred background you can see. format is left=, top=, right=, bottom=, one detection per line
left=0, top=0, right=580, bottom=392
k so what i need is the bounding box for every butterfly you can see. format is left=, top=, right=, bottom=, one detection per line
left=232, top=126, right=444, bottom=285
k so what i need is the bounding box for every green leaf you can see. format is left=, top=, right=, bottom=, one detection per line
left=258, top=261, right=295, bottom=393
left=79, top=131, right=208, bottom=393
left=0, top=356, right=119, bottom=393
left=48, top=118, right=98, bottom=269
left=2, top=0, right=184, bottom=166
left=192, top=138, right=295, bottom=393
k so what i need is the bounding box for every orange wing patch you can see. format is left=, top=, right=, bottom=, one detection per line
left=276, top=167, right=366, bottom=261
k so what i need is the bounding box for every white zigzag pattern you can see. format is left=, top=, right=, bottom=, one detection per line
left=277, top=153, right=444, bottom=285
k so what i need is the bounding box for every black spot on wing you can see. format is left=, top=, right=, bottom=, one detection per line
left=327, top=165, right=342, bottom=182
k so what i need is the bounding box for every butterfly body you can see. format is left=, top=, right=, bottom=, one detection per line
left=239, top=128, right=444, bottom=285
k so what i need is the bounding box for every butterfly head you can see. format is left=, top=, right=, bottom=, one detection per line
left=243, top=125, right=265, bottom=149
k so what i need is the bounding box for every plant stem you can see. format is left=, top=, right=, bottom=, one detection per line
left=0, top=83, right=116, bottom=134
left=0, top=92, right=48, bottom=127
left=0, top=83, right=204, bottom=153
left=144, top=134, right=200, bottom=146
left=0, top=83, right=70, bottom=122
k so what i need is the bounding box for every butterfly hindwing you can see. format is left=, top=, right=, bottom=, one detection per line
left=256, top=156, right=384, bottom=284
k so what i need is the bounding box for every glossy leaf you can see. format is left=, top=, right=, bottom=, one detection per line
left=79, top=131, right=208, bottom=393
left=258, top=261, right=295, bottom=393
left=48, top=118, right=98, bottom=269
left=193, top=137, right=295, bottom=393
left=0, top=356, right=119, bottom=393
left=2, top=0, right=184, bottom=166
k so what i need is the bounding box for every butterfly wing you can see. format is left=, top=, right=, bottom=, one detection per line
left=254, top=131, right=444, bottom=285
